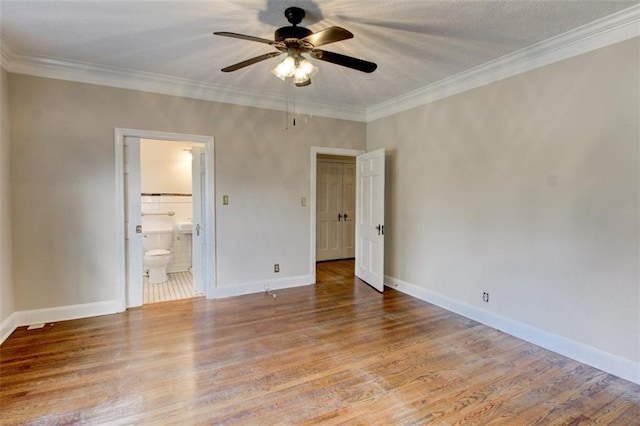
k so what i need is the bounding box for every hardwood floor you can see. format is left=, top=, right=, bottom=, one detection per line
left=1, top=259, right=639, bottom=424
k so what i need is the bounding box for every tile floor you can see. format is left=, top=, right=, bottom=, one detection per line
left=143, top=270, right=202, bottom=304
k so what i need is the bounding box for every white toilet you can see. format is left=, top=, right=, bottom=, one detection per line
left=142, top=227, right=174, bottom=284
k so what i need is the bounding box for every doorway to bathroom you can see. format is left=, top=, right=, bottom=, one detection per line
left=139, top=139, right=204, bottom=304
left=115, top=128, right=215, bottom=310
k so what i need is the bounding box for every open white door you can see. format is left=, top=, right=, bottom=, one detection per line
left=191, top=146, right=205, bottom=296
left=124, top=136, right=143, bottom=307
left=355, top=148, right=385, bottom=292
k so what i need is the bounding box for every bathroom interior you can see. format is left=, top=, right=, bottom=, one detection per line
left=140, top=138, right=205, bottom=304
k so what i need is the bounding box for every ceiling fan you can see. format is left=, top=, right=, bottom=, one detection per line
left=214, top=6, right=377, bottom=87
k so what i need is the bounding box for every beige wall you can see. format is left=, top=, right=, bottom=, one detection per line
left=9, top=75, right=365, bottom=310
left=0, top=68, right=14, bottom=325
left=367, top=38, right=640, bottom=364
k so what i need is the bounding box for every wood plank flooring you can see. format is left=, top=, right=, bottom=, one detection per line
left=1, top=259, right=639, bottom=425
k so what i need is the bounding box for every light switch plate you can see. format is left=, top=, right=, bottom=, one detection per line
left=222, top=195, right=229, bottom=205
left=301, top=197, right=307, bottom=207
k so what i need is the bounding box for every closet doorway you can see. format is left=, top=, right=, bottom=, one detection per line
left=310, top=146, right=386, bottom=292
left=316, top=155, right=356, bottom=262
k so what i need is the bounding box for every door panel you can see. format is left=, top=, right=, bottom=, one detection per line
left=316, top=161, right=343, bottom=261
left=355, top=149, right=385, bottom=292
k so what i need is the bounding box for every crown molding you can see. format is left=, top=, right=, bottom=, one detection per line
left=366, top=4, right=640, bottom=122
left=0, top=38, right=13, bottom=71
left=2, top=49, right=368, bottom=122
left=2, top=5, right=638, bottom=123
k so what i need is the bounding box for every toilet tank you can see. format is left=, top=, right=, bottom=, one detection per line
left=142, top=228, right=174, bottom=251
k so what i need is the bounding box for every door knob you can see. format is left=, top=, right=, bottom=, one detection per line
left=195, top=224, right=200, bottom=236
left=135, top=225, right=142, bottom=234
left=338, top=213, right=343, bottom=222
left=343, top=213, right=348, bottom=221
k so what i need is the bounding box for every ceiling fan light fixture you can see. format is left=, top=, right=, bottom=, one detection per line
left=272, top=55, right=296, bottom=80
left=216, top=7, right=376, bottom=85
left=299, top=58, right=318, bottom=77
left=293, top=58, right=317, bottom=84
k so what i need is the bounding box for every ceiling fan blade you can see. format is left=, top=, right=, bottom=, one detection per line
left=301, top=26, right=353, bottom=48
left=213, top=31, right=276, bottom=45
left=310, top=49, right=377, bottom=73
left=221, top=51, right=283, bottom=72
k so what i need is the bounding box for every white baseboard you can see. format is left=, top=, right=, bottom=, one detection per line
left=0, top=312, right=18, bottom=345
left=385, top=275, right=640, bottom=385
left=0, top=300, right=122, bottom=345
left=213, top=274, right=314, bottom=299
left=1, top=274, right=315, bottom=345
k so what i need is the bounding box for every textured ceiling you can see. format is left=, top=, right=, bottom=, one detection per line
left=1, top=0, right=638, bottom=110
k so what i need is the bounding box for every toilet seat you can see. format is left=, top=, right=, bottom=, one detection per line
left=146, top=249, right=170, bottom=256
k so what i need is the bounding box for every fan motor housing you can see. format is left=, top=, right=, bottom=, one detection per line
left=274, top=26, right=312, bottom=42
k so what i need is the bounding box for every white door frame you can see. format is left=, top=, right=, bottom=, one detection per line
left=190, top=146, right=206, bottom=296
left=115, top=128, right=216, bottom=309
left=310, top=147, right=364, bottom=284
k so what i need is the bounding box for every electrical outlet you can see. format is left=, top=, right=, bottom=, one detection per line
left=274, top=264, right=280, bottom=273
left=482, top=292, right=490, bottom=303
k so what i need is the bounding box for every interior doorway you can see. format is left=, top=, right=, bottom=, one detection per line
left=138, top=139, right=204, bottom=304
left=115, top=128, right=215, bottom=310
left=310, top=146, right=386, bottom=292
left=316, top=154, right=356, bottom=262
left=310, top=147, right=362, bottom=284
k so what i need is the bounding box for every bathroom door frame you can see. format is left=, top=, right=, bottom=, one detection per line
left=114, top=128, right=216, bottom=309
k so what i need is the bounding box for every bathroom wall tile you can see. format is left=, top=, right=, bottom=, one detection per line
left=141, top=195, right=193, bottom=273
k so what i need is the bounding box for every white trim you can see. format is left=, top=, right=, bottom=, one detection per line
left=385, top=275, right=640, bottom=385
left=114, top=132, right=126, bottom=311
left=3, top=6, right=637, bottom=123
left=310, top=147, right=364, bottom=283
left=203, top=138, right=217, bottom=299
left=367, top=4, right=640, bottom=121
left=0, top=313, right=18, bottom=345
left=0, top=43, right=11, bottom=71
left=4, top=51, right=367, bottom=122
left=114, top=128, right=216, bottom=308
left=0, top=300, right=122, bottom=345
left=213, top=274, right=313, bottom=299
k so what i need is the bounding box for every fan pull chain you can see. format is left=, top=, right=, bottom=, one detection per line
left=292, top=90, right=296, bottom=126
left=285, top=81, right=291, bottom=131
left=285, top=82, right=297, bottom=131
